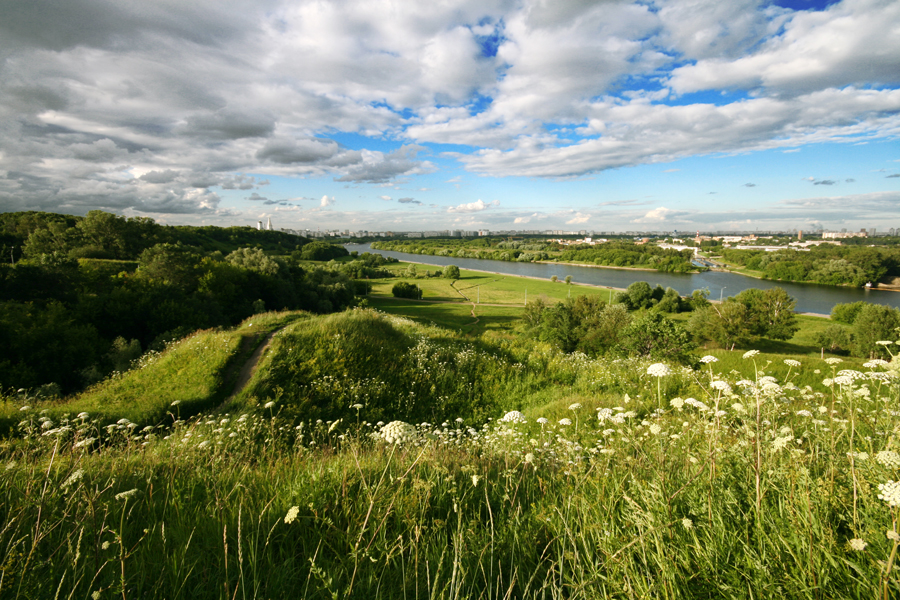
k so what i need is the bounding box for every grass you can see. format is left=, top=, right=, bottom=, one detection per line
left=0, top=311, right=307, bottom=432
left=2, top=302, right=899, bottom=598
left=1, top=311, right=898, bottom=598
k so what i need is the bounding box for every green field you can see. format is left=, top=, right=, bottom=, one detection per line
left=2, top=264, right=900, bottom=598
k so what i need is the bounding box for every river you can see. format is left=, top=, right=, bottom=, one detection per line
left=346, top=243, right=900, bottom=316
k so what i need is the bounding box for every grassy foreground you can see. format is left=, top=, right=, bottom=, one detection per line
left=1, top=309, right=900, bottom=598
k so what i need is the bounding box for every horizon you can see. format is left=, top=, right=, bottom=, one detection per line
left=1, top=0, right=898, bottom=232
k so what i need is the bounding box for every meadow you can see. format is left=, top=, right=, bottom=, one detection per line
left=1, top=303, right=899, bottom=599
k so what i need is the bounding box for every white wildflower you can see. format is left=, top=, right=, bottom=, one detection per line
left=568, top=403, right=582, bottom=411
left=559, top=418, right=572, bottom=426
left=700, top=355, right=718, bottom=364
left=849, top=538, right=867, bottom=551
left=889, top=530, right=900, bottom=542
left=876, top=451, right=900, bottom=468
left=114, top=489, right=139, bottom=501
left=681, top=518, right=693, bottom=530
left=783, top=359, right=801, bottom=367
left=877, top=481, right=900, bottom=507
left=669, top=398, right=684, bottom=409
left=825, top=357, right=843, bottom=365
left=647, top=363, right=671, bottom=377
left=742, top=350, right=760, bottom=359
left=499, top=411, right=527, bottom=424
left=284, top=506, right=300, bottom=524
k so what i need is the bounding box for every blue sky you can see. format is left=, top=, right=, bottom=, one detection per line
left=0, top=0, right=897, bottom=232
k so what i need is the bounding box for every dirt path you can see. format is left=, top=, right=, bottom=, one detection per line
left=226, top=329, right=282, bottom=402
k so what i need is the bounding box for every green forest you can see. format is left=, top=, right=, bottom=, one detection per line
left=720, top=244, right=900, bottom=287
left=372, top=238, right=698, bottom=273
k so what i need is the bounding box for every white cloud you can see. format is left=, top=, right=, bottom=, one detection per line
left=320, top=195, right=335, bottom=207
left=447, top=199, right=499, bottom=213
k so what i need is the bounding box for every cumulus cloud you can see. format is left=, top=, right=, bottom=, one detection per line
left=0, top=0, right=897, bottom=227
left=447, top=199, right=499, bottom=213
left=632, top=207, right=690, bottom=224
left=320, top=195, right=335, bottom=207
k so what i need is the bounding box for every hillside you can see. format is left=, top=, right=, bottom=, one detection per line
left=2, top=308, right=899, bottom=597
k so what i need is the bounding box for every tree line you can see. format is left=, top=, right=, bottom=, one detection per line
left=0, top=211, right=358, bottom=395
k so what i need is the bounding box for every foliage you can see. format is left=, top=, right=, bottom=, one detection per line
left=2, top=312, right=897, bottom=598
left=832, top=300, right=868, bottom=324
left=851, top=304, right=900, bottom=358
left=442, top=264, right=461, bottom=279
left=690, top=287, right=799, bottom=349
left=721, top=244, right=899, bottom=287
left=391, top=281, right=423, bottom=299
left=617, top=311, right=697, bottom=365
left=300, top=241, right=350, bottom=261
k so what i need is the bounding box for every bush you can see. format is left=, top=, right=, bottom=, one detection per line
left=392, top=282, right=423, bottom=299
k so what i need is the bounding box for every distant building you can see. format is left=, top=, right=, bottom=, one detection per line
left=823, top=231, right=868, bottom=239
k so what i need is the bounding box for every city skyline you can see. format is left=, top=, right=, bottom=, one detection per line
left=1, top=0, right=898, bottom=233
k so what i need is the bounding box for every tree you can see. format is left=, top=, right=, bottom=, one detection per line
left=689, top=303, right=755, bottom=349
left=392, top=282, right=423, bottom=299
left=442, top=265, right=460, bottom=279
left=300, top=241, right=349, bottom=261
left=813, top=325, right=852, bottom=355
left=226, top=247, right=281, bottom=276
left=733, top=287, right=799, bottom=340
left=656, top=287, right=684, bottom=313
left=618, top=312, right=697, bottom=365
left=831, top=301, right=867, bottom=324
left=852, top=304, right=900, bottom=358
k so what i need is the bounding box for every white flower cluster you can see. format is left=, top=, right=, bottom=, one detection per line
left=700, top=355, right=718, bottom=364
left=646, top=363, right=672, bottom=377
left=499, top=411, right=527, bottom=424
left=876, top=451, right=900, bottom=468
left=684, top=398, right=710, bottom=412
left=877, top=481, right=900, bottom=507
left=783, top=359, right=801, bottom=367
left=710, top=380, right=733, bottom=395
left=379, top=421, right=418, bottom=445
left=743, top=350, right=760, bottom=359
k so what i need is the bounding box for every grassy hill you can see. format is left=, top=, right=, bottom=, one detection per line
left=1, top=308, right=898, bottom=598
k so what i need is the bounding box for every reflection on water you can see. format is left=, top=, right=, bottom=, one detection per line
left=347, top=243, right=900, bottom=316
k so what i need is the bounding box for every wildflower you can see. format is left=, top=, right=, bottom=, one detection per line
left=379, top=421, right=418, bottom=445
left=796, top=410, right=812, bottom=417
left=849, top=538, right=867, bottom=551
left=700, top=355, right=718, bottom=364
left=76, top=412, right=89, bottom=419
left=876, top=451, right=900, bottom=468
left=597, top=408, right=613, bottom=421
left=876, top=341, right=894, bottom=346
left=524, top=453, right=535, bottom=464
left=825, top=357, right=843, bottom=365
left=500, top=411, right=527, bottom=424
left=114, top=489, right=139, bottom=501
left=783, top=359, right=801, bottom=367
left=62, top=469, right=84, bottom=489
left=877, top=481, right=900, bottom=507
left=848, top=452, right=869, bottom=461
left=773, top=436, right=793, bottom=451
left=101, top=541, right=110, bottom=550
left=74, top=437, right=96, bottom=448
left=742, top=350, right=760, bottom=359
left=649, top=424, right=662, bottom=435
left=669, top=397, right=684, bottom=409
left=890, top=530, right=900, bottom=542
left=284, top=506, right=300, bottom=524
left=263, top=401, right=276, bottom=409
left=351, top=404, right=364, bottom=410
left=647, top=363, right=671, bottom=377
left=568, top=403, right=582, bottom=411
left=834, top=375, right=853, bottom=386
left=170, top=400, right=181, bottom=407
left=537, top=417, right=548, bottom=425
left=864, top=359, right=889, bottom=368
left=731, top=403, right=746, bottom=413
left=681, top=518, right=693, bottom=530
left=837, top=369, right=866, bottom=381
left=559, top=418, right=572, bottom=426
left=19, top=405, right=30, bottom=411
left=471, top=474, right=481, bottom=487
left=710, top=380, right=733, bottom=395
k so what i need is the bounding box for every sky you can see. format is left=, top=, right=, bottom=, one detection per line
left=0, top=0, right=898, bottom=234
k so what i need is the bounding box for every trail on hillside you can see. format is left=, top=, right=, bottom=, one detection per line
left=226, top=328, right=282, bottom=402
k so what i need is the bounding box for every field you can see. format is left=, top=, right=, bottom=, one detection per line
left=1, top=300, right=899, bottom=598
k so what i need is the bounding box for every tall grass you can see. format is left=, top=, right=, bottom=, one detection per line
left=1, top=310, right=899, bottom=598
